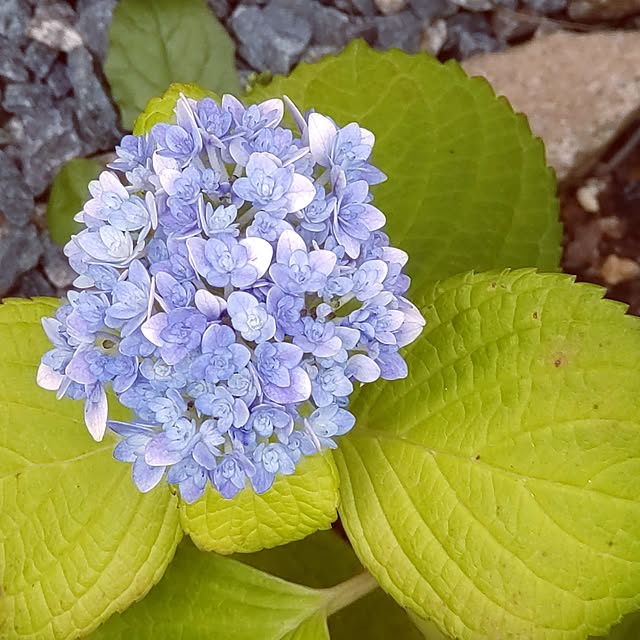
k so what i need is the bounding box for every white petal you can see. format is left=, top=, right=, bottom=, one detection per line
left=84, top=387, right=108, bottom=441
left=275, top=229, right=306, bottom=263
left=240, top=237, right=273, bottom=279
left=36, top=363, right=63, bottom=391
left=308, top=112, right=337, bottom=166
left=284, top=173, right=316, bottom=213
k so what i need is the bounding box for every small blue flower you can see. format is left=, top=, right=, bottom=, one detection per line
left=251, top=442, right=295, bottom=493
left=195, top=386, right=250, bottom=432
left=190, top=323, right=251, bottom=383
left=141, top=307, right=207, bottom=365
left=212, top=450, right=255, bottom=499
left=306, top=404, right=355, bottom=449
left=187, top=234, right=272, bottom=289
left=227, top=291, right=276, bottom=343
left=269, top=230, right=337, bottom=295
left=232, top=152, right=315, bottom=213
left=166, top=455, right=209, bottom=503
left=254, top=341, right=310, bottom=404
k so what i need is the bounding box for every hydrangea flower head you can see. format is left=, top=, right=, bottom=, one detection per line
left=37, top=94, right=425, bottom=502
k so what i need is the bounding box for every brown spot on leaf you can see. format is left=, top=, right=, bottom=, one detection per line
left=532, top=311, right=539, bottom=319
left=553, top=352, right=568, bottom=367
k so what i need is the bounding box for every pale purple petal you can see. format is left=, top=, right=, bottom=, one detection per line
left=346, top=354, right=381, bottom=382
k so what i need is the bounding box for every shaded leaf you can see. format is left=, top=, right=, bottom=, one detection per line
left=47, top=158, right=103, bottom=246
left=90, top=540, right=330, bottom=639
left=105, top=0, right=240, bottom=130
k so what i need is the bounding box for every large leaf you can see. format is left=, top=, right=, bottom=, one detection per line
left=249, top=41, right=561, bottom=289
left=0, top=298, right=182, bottom=640
left=334, top=270, right=640, bottom=640
left=105, top=0, right=240, bottom=130
left=47, top=158, right=103, bottom=246
left=89, top=540, right=330, bottom=639
left=180, top=453, right=340, bottom=554
left=243, top=529, right=424, bottom=640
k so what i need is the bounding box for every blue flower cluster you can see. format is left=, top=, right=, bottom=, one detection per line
left=38, top=94, right=425, bottom=502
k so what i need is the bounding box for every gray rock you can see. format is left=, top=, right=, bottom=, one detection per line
left=376, top=11, right=422, bottom=52
left=492, top=9, right=537, bottom=43
left=75, top=0, right=117, bottom=61
left=230, top=4, right=312, bottom=74
left=24, top=40, right=58, bottom=79
left=0, top=37, right=28, bottom=82
left=46, top=61, right=72, bottom=98
left=450, top=0, right=492, bottom=10
left=16, top=269, right=57, bottom=298
left=522, top=0, right=567, bottom=11
left=408, top=0, right=458, bottom=20
left=445, top=13, right=500, bottom=59
left=33, top=1, right=76, bottom=22
left=346, top=17, right=379, bottom=46
left=568, top=0, right=640, bottom=21
left=206, top=0, right=231, bottom=19
left=42, top=236, right=76, bottom=289
left=0, top=151, right=34, bottom=228
left=2, top=83, right=54, bottom=115
left=375, top=0, right=408, bottom=13
left=66, top=46, right=120, bottom=151
left=0, top=225, right=43, bottom=296
left=351, top=0, right=377, bottom=13
left=309, top=4, right=352, bottom=48
left=0, top=0, right=29, bottom=40
left=13, top=101, right=84, bottom=195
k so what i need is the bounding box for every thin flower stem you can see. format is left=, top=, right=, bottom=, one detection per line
left=323, top=570, right=379, bottom=616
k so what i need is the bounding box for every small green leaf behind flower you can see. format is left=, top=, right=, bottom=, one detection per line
left=47, top=158, right=103, bottom=246
left=179, top=453, right=340, bottom=555
left=335, top=269, right=640, bottom=640
left=0, top=298, right=182, bottom=640
left=105, top=0, right=240, bottom=130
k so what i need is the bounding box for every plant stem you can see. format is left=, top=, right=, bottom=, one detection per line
left=323, top=571, right=379, bottom=616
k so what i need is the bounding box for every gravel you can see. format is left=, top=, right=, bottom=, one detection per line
left=0, top=0, right=636, bottom=299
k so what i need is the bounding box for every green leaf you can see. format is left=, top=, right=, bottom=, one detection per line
left=597, top=611, right=640, bottom=640
left=249, top=41, right=561, bottom=289
left=47, top=158, right=103, bottom=246
left=132, top=82, right=219, bottom=136
left=243, top=529, right=425, bottom=640
left=283, top=612, right=329, bottom=640
left=0, top=298, right=182, bottom=640
left=89, top=540, right=330, bottom=639
left=334, top=270, right=640, bottom=640
left=105, top=0, right=240, bottom=130
left=179, top=453, right=340, bottom=554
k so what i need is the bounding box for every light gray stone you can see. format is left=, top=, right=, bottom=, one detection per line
left=463, top=31, right=640, bottom=184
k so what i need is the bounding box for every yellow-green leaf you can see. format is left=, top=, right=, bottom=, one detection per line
left=336, top=270, right=640, bottom=640
left=0, top=298, right=182, bottom=640
left=180, top=453, right=340, bottom=554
